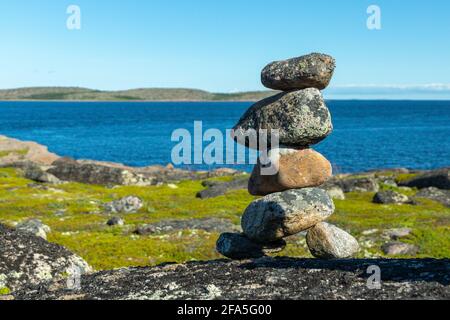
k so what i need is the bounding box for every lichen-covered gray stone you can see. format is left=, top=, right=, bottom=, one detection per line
left=261, top=53, right=336, bottom=90
left=241, top=188, right=334, bottom=242
left=104, top=196, right=143, bottom=214
left=382, top=242, right=419, bottom=256
left=0, top=224, right=92, bottom=293
left=306, top=222, right=360, bottom=259
left=232, top=88, right=333, bottom=148
left=373, top=190, right=410, bottom=205
left=216, top=233, right=286, bottom=260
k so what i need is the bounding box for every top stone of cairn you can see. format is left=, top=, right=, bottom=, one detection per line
left=261, top=53, right=336, bottom=91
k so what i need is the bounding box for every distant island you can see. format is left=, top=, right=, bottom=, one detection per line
left=0, top=87, right=277, bottom=102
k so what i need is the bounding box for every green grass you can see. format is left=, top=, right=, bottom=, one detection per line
left=0, top=287, right=11, bottom=295
left=395, top=173, right=419, bottom=183
left=0, top=167, right=449, bottom=270
left=0, top=148, right=29, bottom=158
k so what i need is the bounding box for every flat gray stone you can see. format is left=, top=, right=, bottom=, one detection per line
left=261, top=53, right=336, bottom=90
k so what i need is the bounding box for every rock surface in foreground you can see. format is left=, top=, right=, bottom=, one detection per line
left=0, top=224, right=92, bottom=293
left=249, top=148, right=332, bottom=196
left=241, top=188, right=334, bottom=242
left=261, top=53, right=336, bottom=91
left=12, top=258, right=450, bottom=300
left=232, top=88, right=333, bottom=148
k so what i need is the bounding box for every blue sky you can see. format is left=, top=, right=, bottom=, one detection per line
left=1, top=0, right=449, bottom=99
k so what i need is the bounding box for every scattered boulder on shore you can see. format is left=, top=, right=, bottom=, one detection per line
left=16, top=219, right=51, bottom=240
left=248, top=148, right=332, bottom=196
left=49, top=158, right=244, bottom=186
left=196, top=176, right=249, bottom=199
left=382, top=242, right=419, bottom=256
left=19, top=161, right=61, bottom=184
left=105, top=196, right=143, bottom=214
left=135, top=164, right=243, bottom=184
left=216, top=233, right=286, bottom=260
left=241, top=188, right=334, bottom=243
left=398, top=168, right=450, bottom=190
left=383, top=228, right=412, bottom=240
left=0, top=223, right=92, bottom=293
left=106, top=217, right=125, bottom=227
left=232, top=88, right=333, bottom=148
left=48, top=157, right=154, bottom=186
left=373, top=190, right=411, bottom=205
left=337, top=176, right=380, bottom=193
left=11, top=258, right=450, bottom=300
left=306, top=222, right=360, bottom=259
left=321, top=185, right=346, bottom=200
left=415, top=187, right=450, bottom=207
left=261, top=53, right=336, bottom=91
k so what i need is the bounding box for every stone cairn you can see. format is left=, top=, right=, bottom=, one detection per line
left=216, top=53, right=360, bottom=260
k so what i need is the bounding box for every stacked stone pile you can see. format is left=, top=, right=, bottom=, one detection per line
left=217, top=53, right=360, bottom=259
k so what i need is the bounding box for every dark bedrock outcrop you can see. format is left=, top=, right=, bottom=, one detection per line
left=13, top=257, right=450, bottom=300
left=399, top=168, right=450, bottom=190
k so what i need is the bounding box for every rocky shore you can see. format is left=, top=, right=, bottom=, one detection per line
left=1, top=133, right=450, bottom=300
left=0, top=135, right=244, bottom=186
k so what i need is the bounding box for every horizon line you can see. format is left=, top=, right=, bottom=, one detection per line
left=1, top=85, right=450, bottom=101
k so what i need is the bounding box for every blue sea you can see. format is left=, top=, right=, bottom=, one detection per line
left=1, top=100, right=449, bottom=173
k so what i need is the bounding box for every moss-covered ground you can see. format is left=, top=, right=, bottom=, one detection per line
left=0, top=168, right=448, bottom=271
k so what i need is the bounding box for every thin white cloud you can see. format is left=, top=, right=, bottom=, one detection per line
left=329, top=83, right=450, bottom=91
left=324, top=83, right=450, bottom=100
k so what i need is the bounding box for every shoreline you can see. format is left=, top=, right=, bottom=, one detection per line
left=0, top=134, right=448, bottom=175
left=0, top=99, right=259, bottom=103
left=2, top=98, right=450, bottom=103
